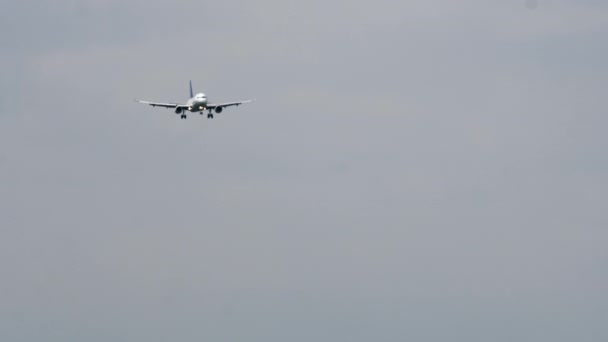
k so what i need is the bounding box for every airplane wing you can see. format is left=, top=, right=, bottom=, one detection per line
left=136, top=100, right=189, bottom=109
left=207, top=99, right=255, bottom=110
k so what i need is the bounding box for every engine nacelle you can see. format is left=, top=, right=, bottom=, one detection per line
left=215, top=107, right=223, bottom=114
left=175, top=107, right=183, bottom=114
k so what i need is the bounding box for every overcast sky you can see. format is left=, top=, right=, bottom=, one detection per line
left=1, top=1, right=607, bottom=341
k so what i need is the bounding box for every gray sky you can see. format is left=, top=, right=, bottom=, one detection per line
left=1, top=1, right=607, bottom=341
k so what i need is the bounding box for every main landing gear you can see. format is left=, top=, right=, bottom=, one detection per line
left=198, top=109, right=214, bottom=119
left=180, top=114, right=187, bottom=119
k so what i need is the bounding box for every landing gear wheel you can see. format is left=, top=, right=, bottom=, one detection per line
left=207, top=113, right=214, bottom=119
left=181, top=114, right=187, bottom=119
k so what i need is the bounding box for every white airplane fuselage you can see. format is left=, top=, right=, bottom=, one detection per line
left=186, top=93, right=208, bottom=112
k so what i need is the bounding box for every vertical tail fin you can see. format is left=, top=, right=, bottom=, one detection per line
left=189, top=80, right=194, bottom=98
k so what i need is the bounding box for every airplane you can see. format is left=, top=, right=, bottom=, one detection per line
left=136, top=81, right=254, bottom=119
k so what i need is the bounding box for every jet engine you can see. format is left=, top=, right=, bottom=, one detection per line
left=175, top=107, right=183, bottom=114
left=215, top=107, right=223, bottom=114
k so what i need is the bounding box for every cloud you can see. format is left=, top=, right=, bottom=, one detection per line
left=1, top=1, right=607, bottom=341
